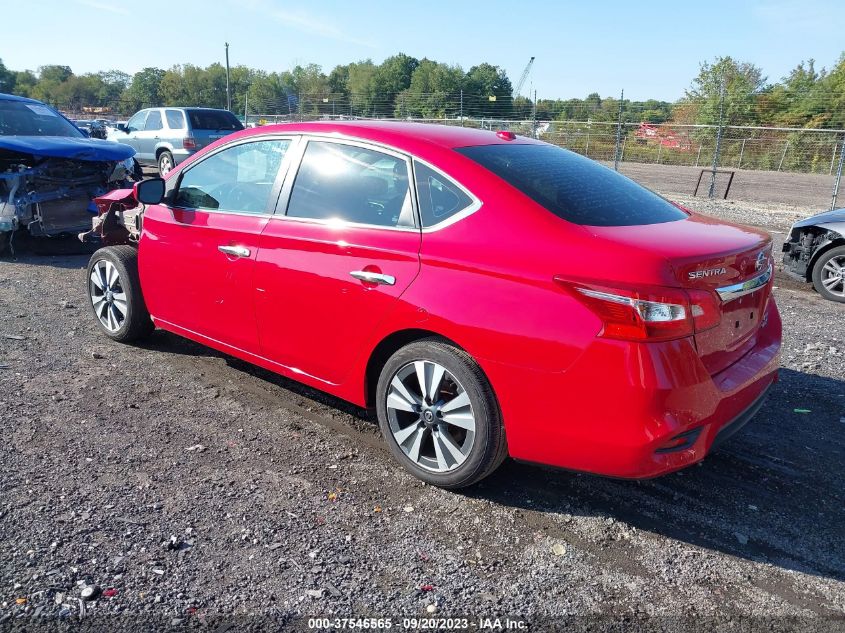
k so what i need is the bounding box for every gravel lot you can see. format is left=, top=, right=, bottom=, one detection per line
left=1, top=198, right=844, bottom=631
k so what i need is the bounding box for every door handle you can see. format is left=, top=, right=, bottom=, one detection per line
left=350, top=270, right=395, bottom=286
left=218, top=245, right=251, bottom=258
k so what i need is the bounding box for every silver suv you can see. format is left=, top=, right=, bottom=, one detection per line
left=109, top=107, right=244, bottom=176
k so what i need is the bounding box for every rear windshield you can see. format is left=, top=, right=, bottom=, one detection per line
left=456, top=143, right=687, bottom=226
left=0, top=100, right=83, bottom=137
left=186, top=109, right=244, bottom=132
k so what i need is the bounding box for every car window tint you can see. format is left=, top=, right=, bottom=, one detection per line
left=144, top=110, right=163, bottom=131
left=414, top=162, right=474, bottom=227
left=186, top=109, right=244, bottom=131
left=286, top=141, right=414, bottom=228
left=125, top=111, right=147, bottom=133
left=174, top=139, right=290, bottom=214
left=456, top=144, right=687, bottom=227
left=165, top=109, right=185, bottom=129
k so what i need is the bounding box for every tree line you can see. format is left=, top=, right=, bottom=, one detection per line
left=0, top=52, right=843, bottom=129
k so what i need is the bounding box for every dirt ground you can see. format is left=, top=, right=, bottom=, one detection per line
left=1, top=199, right=844, bottom=632
left=610, top=161, right=841, bottom=210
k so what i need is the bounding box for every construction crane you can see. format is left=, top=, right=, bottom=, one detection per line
left=514, top=56, right=535, bottom=98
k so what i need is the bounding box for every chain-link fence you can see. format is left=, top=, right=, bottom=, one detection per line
left=54, top=92, right=845, bottom=209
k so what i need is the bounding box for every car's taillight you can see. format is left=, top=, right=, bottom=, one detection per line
left=554, top=277, right=721, bottom=342
left=183, top=137, right=197, bottom=149
left=686, top=288, right=721, bottom=332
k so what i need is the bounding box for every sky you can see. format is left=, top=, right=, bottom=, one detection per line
left=2, top=0, right=844, bottom=101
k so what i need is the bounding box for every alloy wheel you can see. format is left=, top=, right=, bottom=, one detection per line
left=89, top=259, right=127, bottom=332
left=385, top=360, right=476, bottom=473
left=820, top=255, right=845, bottom=297
left=159, top=154, right=173, bottom=176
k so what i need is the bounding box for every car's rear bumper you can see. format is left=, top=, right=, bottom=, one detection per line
left=483, top=296, right=782, bottom=479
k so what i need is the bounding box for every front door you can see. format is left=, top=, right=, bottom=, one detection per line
left=139, top=136, right=295, bottom=353
left=135, top=109, right=163, bottom=163
left=254, top=139, right=421, bottom=386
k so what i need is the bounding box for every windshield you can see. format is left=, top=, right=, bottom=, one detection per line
left=456, top=143, right=688, bottom=227
left=186, top=109, right=244, bottom=131
left=0, top=100, right=84, bottom=137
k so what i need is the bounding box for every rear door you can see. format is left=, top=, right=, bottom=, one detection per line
left=254, top=138, right=421, bottom=385
left=139, top=136, right=296, bottom=353
left=185, top=109, right=244, bottom=151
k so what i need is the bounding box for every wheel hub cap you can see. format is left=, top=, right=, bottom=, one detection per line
left=385, top=360, right=476, bottom=473
left=89, top=260, right=128, bottom=332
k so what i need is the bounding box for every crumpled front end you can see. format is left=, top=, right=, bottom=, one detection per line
left=781, top=208, right=845, bottom=280
left=0, top=150, right=136, bottom=249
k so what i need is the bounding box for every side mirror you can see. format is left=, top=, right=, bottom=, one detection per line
left=117, top=123, right=128, bottom=133
left=134, top=178, right=165, bottom=205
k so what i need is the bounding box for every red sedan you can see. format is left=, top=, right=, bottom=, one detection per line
left=84, top=122, right=781, bottom=488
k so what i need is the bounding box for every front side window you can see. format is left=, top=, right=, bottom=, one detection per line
left=125, top=111, right=147, bottom=133
left=286, top=141, right=414, bottom=228
left=174, top=139, right=290, bottom=214
left=456, top=144, right=688, bottom=227
left=144, top=110, right=162, bottom=131
left=414, top=162, right=474, bottom=227
left=165, top=109, right=185, bottom=130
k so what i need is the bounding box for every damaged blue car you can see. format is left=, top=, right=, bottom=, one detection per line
left=0, top=93, right=137, bottom=254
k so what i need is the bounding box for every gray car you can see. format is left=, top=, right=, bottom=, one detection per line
left=782, top=207, right=845, bottom=302
left=109, top=107, right=244, bottom=176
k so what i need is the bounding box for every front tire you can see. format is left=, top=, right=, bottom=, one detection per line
left=86, top=245, right=154, bottom=342
left=376, top=339, right=507, bottom=489
left=811, top=245, right=845, bottom=303
left=158, top=151, right=174, bottom=177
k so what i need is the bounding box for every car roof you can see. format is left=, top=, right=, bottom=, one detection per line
left=0, top=92, right=44, bottom=105
left=230, top=120, right=544, bottom=151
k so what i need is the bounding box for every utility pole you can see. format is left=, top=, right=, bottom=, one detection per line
left=460, top=89, right=463, bottom=127
left=531, top=89, right=537, bottom=139
left=225, top=42, right=231, bottom=111
left=613, top=89, right=624, bottom=171
left=708, top=76, right=726, bottom=199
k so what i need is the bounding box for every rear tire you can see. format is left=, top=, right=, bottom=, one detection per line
left=158, top=151, right=174, bottom=177
left=376, top=338, right=507, bottom=489
left=811, top=245, right=845, bottom=303
left=86, top=245, right=154, bottom=342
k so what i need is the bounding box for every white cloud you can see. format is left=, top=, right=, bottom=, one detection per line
left=225, top=0, right=374, bottom=47
left=75, top=0, right=129, bottom=15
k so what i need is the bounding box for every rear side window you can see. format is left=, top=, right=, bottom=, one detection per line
left=414, top=162, right=474, bottom=227
left=286, top=141, right=414, bottom=228
left=187, top=109, right=244, bottom=131
left=165, top=109, right=185, bottom=129
left=456, top=144, right=687, bottom=226
left=144, top=110, right=162, bottom=131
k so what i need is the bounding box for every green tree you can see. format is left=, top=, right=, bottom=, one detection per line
left=0, top=59, right=14, bottom=93
left=12, top=70, right=37, bottom=97
left=683, top=56, right=767, bottom=126
left=347, top=60, right=378, bottom=116
left=398, top=59, right=463, bottom=118
left=124, top=67, right=165, bottom=112
left=464, top=63, right=513, bottom=118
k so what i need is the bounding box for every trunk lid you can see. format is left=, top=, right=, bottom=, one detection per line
left=587, top=213, right=774, bottom=375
